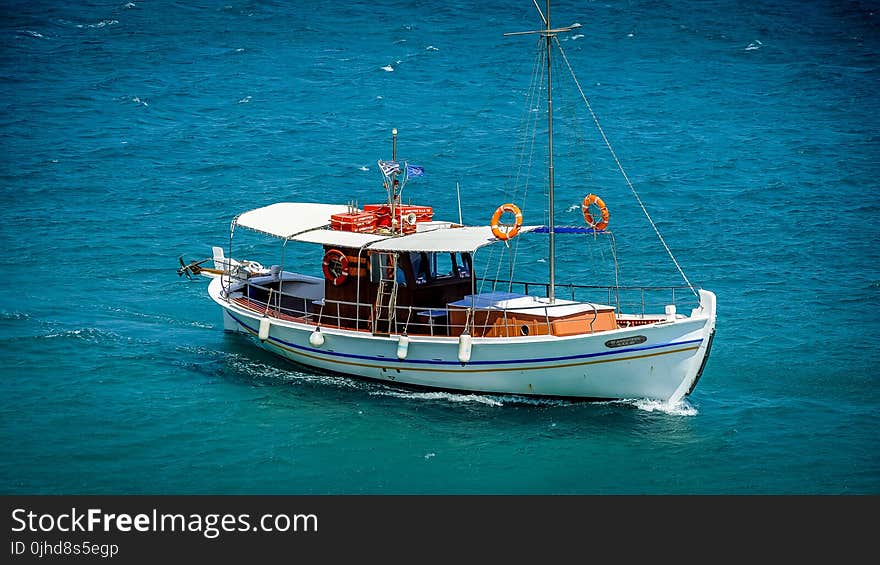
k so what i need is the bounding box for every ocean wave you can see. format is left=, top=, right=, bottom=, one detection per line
left=76, top=20, right=119, bottom=29
left=0, top=311, right=30, bottom=321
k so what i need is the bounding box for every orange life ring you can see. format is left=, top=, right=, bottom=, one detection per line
left=322, top=249, right=349, bottom=286
left=490, top=203, right=523, bottom=241
left=582, top=193, right=610, bottom=231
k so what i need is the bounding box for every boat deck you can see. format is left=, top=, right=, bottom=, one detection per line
left=229, top=291, right=673, bottom=338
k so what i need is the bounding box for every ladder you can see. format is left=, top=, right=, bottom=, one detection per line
left=373, top=254, right=398, bottom=336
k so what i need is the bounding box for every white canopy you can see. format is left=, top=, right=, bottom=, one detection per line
left=232, top=203, right=350, bottom=239
left=230, top=202, right=541, bottom=254
left=292, top=229, right=389, bottom=248
left=365, top=225, right=541, bottom=253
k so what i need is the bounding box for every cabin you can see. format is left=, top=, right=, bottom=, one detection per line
left=318, top=245, right=474, bottom=336
left=225, top=202, right=620, bottom=339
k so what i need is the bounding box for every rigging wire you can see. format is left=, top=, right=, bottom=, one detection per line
left=479, top=41, right=545, bottom=295
left=505, top=40, right=545, bottom=293
left=554, top=37, right=698, bottom=298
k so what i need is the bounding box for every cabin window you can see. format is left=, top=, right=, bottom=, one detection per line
left=432, top=253, right=455, bottom=279
left=370, top=252, right=406, bottom=286
left=396, top=265, right=406, bottom=286
left=410, top=252, right=428, bottom=285
left=456, top=253, right=471, bottom=278
left=416, top=252, right=472, bottom=283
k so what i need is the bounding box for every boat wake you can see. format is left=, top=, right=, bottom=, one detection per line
left=183, top=346, right=371, bottom=391
left=610, top=398, right=698, bottom=416
left=182, top=344, right=701, bottom=414
left=104, top=306, right=215, bottom=329
left=370, top=390, right=582, bottom=408
left=370, top=389, right=504, bottom=407
left=369, top=389, right=696, bottom=414
left=39, top=326, right=128, bottom=345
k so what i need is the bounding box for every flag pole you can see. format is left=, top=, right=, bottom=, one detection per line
left=391, top=128, right=398, bottom=232
left=456, top=181, right=463, bottom=225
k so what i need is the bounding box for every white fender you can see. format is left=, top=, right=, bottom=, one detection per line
left=396, top=334, right=410, bottom=360
left=309, top=328, right=325, bottom=347
left=457, top=332, right=472, bottom=364
left=258, top=317, right=271, bottom=341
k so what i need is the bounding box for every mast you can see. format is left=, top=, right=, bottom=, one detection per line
left=544, top=0, right=556, bottom=302
left=505, top=1, right=579, bottom=303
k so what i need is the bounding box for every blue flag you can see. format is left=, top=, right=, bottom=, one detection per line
left=405, top=163, right=425, bottom=178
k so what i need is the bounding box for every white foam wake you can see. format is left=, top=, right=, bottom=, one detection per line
left=611, top=397, right=698, bottom=416
left=370, top=389, right=503, bottom=406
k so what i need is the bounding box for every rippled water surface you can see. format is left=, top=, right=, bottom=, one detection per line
left=0, top=0, right=877, bottom=494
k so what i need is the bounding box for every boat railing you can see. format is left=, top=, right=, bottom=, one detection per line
left=233, top=279, right=699, bottom=338
left=477, top=278, right=699, bottom=317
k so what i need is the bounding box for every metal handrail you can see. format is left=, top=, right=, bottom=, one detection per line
left=234, top=278, right=696, bottom=337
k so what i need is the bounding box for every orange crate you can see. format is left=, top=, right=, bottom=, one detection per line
left=363, top=204, right=391, bottom=227
left=330, top=212, right=377, bottom=233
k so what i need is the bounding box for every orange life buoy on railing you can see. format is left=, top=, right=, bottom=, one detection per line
left=490, top=203, right=523, bottom=241
left=322, top=249, right=349, bottom=286
left=582, top=193, right=610, bottom=231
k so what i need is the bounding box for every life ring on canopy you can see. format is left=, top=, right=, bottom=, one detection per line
left=490, top=203, right=523, bottom=241
left=582, top=193, right=610, bottom=231
left=322, top=249, right=349, bottom=286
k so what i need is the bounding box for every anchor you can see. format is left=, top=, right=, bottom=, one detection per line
left=177, top=256, right=209, bottom=279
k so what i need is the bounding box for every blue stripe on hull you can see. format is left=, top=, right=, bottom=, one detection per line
left=227, top=311, right=702, bottom=368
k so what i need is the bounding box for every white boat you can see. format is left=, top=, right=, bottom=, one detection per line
left=179, top=2, right=716, bottom=403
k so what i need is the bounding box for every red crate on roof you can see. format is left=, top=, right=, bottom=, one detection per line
left=364, top=204, right=433, bottom=224
left=397, top=205, right=434, bottom=222
left=363, top=204, right=391, bottom=227
left=330, top=211, right=377, bottom=233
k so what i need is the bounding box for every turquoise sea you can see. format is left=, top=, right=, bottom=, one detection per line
left=0, top=0, right=877, bottom=494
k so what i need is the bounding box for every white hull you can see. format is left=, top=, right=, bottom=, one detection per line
left=209, top=277, right=716, bottom=403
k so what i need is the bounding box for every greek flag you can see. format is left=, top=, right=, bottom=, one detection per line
left=405, top=163, right=425, bottom=178
left=379, top=160, right=400, bottom=177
